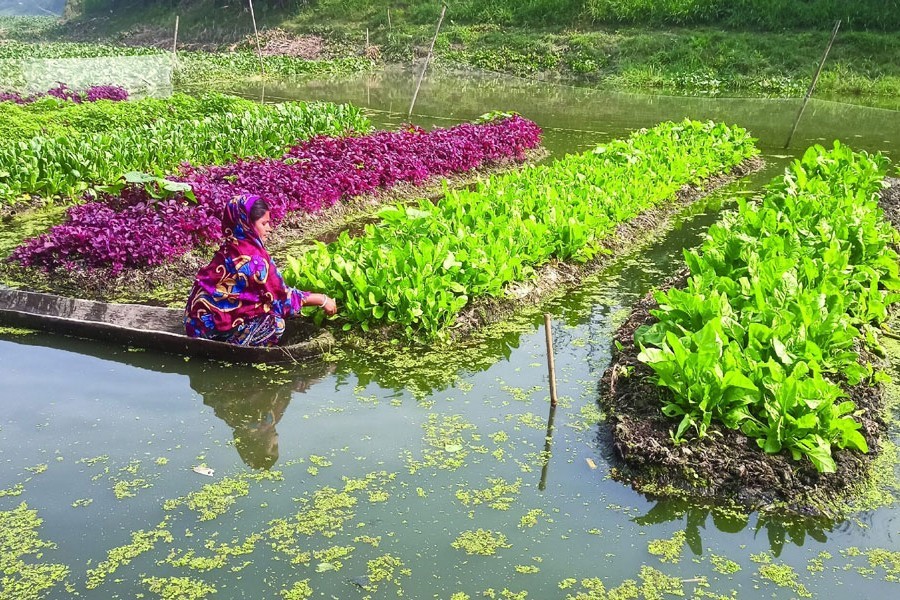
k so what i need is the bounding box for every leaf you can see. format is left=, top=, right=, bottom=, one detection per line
left=444, top=444, right=463, bottom=453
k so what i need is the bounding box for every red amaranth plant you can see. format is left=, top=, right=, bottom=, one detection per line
left=0, top=83, right=129, bottom=104
left=10, top=115, right=542, bottom=274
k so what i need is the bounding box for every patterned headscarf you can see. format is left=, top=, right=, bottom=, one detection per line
left=185, top=195, right=298, bottom=333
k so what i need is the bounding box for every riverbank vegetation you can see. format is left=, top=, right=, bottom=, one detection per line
left=602, top=145, right=899, bottom=512
left=7, top=1, right=898, bottom=106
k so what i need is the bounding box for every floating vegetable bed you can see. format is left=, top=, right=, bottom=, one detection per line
left=0, top=99, right=370, bottom=202
left=282, top=119, right=760, bottom=342
left=8, top=116, right=541, bottom=275
left=602, top=143, right=899, bottom=514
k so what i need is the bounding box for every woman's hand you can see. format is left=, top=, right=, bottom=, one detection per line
left=321, top=296, right=337, bottom=317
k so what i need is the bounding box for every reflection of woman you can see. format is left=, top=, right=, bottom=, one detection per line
left=190, top=364, right=333, bottom=470
left=184, top=195, right=337, bottom=346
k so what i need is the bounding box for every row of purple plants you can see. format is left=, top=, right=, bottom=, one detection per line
left=11, top=115, right=542, bottom=274
left=0, top=83, right=129, bottom=104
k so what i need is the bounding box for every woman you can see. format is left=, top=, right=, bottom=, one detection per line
left=184, top=195, right=337, bottom=346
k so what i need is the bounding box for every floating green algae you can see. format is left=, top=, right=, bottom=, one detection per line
left=518, top=508, right=546, bottom=528
left=709, top=554, right=741, bottom=575
left=757, top=562, right=811, bottom=598
left=0, top=326, right=36, bottom=335
left=142, top=575, right=216, bottom=600
left=514, top=564, right=540, bottom=573
left=265, top=472, right=394, bottom=564
left=85, top=518, right=172, bottom=589
left=807, top=550, right=831, bottom=573
left=483, top=588, right=528, bottom=599
left=164, top=534, right=260, bottom=572
left=405, top=413, right=478, bottom=473
left=0, top=502, right=69, bottom=600
left=112, top=477, right=151, bottom=499
left=455, top=477, right=522, bottom=510
left=163, top=470, right=282, bottom=522
left=281, top=579, right=313, bottom=600
left=451, top=529, right=512, bottom=556
left=0, top=483, right=24, bottom=497
left=647, top=530, right=686, bottom=563
left=312, top=544, right=355, bottom=571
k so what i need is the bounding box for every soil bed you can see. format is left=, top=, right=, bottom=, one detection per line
left=598, top=177, right=900, bottom=518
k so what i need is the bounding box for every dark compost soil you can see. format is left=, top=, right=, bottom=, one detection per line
left=598, top=177, right=900, bottom=517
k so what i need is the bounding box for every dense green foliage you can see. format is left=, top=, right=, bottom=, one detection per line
left=0, top=92, right=256, bottom=143
left=636, top=143, right=897, bottom=472
left=0, top=99, right=371, bottom=201
left=283, top=119, right=758, bottom=341
left=74, top=0, right=900, bottom=31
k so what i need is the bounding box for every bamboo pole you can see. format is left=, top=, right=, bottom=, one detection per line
left=172, top=15, right=179, bottom=67
left=784, top=20, right=841, bottom=149
left=387, top=8, right=392, bottom=32
left=407, top=4, right=446, bottom=119
left=544, top=313, right=558, bottom=408
left=247, top=0, right=265, bottom=79
left=538, top=402, right=557, bottom=491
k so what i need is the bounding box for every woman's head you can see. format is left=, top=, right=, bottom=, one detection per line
left=247, top=197, right=272, bottom=243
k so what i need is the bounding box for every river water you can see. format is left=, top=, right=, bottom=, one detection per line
left=2, top=69, right=899, bottom=599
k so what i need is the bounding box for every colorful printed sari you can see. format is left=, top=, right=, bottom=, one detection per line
left=184, top=195, right=310, bottom=346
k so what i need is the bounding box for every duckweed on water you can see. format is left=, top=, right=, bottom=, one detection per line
left=451, top=529, right=512, bottom=556
left=709, top=554, right=741, bottom=575
left=71, top=498, right=92, bottom=508
left=0, top=483, right=24, bottom=497
left=647, top=530, right=686, bottom=563
left=312, top=544, right=355, bottom=571
left=142, top=575, right=216, bottom=600
left=281, top=579, right=313, bottom=600
left=164, top=470, right=282, bottom=521
left=0, top=503, right=69, bottom=600
left=807, top=550, right=831, bottom=573
left=514, top=564, right=540, bottom=573
left=405, top=414, right=478, bottom=473
left=85, top=519, right=172, bottom=589
left=0, top=326, right=36, bottom=335
left=757, top=562, right=811, bottom=598
left=361, top=553, right=409, bottom=598
left=112, top=477, right=151, bottom=499
left=164, top=534, right=260, bottom=572
left=455, top=477, right=522, bottom=510
left=518, top=508, right=546, bottom=528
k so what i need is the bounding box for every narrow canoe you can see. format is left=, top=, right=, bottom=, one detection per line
left=0, top=287, right=333, bottom=363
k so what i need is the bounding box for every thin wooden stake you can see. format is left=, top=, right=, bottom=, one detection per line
left=544, top=313, right=558, bottom=408
left=172, top=15, right=179, bottom=67
left=366, top=27, right=369, bottom=49
left=387, top=8, right=392, bottom=32
left=407, top=3, right=446, bottom=119
left=784, top=20, right=841, bottom=149
left=247, top=0, right=265, bottom=79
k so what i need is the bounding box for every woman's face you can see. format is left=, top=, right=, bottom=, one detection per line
left=253, top=210, right=272, bottom=243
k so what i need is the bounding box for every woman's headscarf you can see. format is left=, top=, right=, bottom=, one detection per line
left=185, top=195, right=299, bottom=333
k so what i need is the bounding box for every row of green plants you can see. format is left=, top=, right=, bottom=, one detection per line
left=283, top=119, right=758, bottom=341
left=635, top=142, right=898, bottom=473
left=0, top=92, right=259, bottom=143
left=0, top=99, right=371, bottom=202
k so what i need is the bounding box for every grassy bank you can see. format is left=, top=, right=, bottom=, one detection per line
left=2, top=3, right=899, bottom=106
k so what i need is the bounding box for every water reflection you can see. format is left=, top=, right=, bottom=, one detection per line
left=634, top=498, right=834, bottom=556
left=189, top=362, right=335, bottom=470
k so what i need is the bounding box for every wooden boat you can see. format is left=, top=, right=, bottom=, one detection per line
left=0, top=287, right=333, bottom=363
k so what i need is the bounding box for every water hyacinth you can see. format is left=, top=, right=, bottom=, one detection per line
left=10, top=115, right=542, bottom=273
left=0, top=83, right=129, bottom=104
